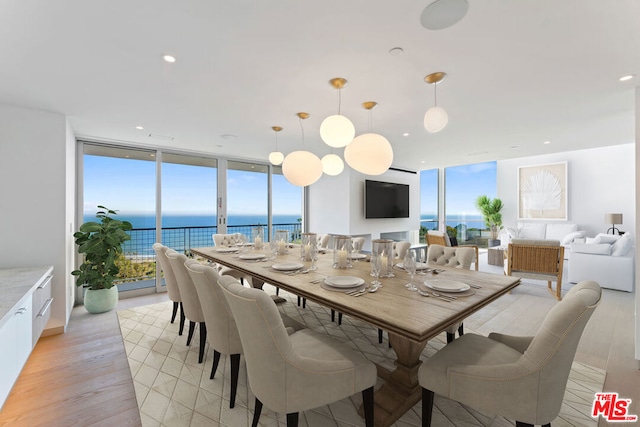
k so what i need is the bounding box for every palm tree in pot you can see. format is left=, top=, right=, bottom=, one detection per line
left=476, top=195, right=504, bottom=247
left=72, top=206, right=132, bottom=313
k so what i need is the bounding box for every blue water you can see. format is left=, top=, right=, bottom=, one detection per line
left=82, top=213, right=301, bottom=229
left=420, top=214, right=486, bottom=230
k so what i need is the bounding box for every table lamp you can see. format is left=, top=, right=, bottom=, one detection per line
left=605, top=213, right=622, bottom=235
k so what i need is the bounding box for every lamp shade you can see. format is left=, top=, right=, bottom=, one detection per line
left=423, top=106, right=448, bottom=133
left=319, top=114, right=355, bottom=148
left=344, top=133, right=393, bottom=175
left=321, top=153, right=344, bottom=176
left=605, top=213, right=623, bottom=224
left=282, top=150, right=323, bottom=187
left=268, top=151, right=284, bottom=165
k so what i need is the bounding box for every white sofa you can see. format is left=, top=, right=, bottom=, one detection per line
left=568, top=233, right=635, bottom=292
left=499, top=222, right=585, bottom=258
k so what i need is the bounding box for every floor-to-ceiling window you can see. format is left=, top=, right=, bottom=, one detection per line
left=79, top=142, right=298, bottom=297
left=82, top=144, right=157, bottom=292
left=161, top=152, right=217, bottom=259
left=444, top=161, right=497, bottom=246
left=272, top=165, right=303, bottom=242
left=419, top=168, right=439, bottom=242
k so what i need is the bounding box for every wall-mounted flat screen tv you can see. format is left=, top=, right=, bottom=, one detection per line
left=364, top=179, right=410, bottom=219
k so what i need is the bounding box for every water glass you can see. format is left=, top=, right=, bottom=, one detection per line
left=404, top=251, right=418, bottom=291
left=370, top=255, right=382, bottom=288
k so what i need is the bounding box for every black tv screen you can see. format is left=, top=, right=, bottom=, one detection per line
left=364, top=180, right=410, bottom=219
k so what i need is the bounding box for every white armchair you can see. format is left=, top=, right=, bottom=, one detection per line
left=569, top=233, right=635, bottom=292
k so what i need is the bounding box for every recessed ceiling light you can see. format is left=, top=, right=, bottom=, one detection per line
left=420, top=0, right=469, bottom=31
left=389, top=47, right=404, bottom=56
left=403, top=132, right=410, bottom=137
left=619, top=74, right=635, bottom=82
left=421, top=160, right=426, bottom=164
left=135, top=126, right=144, bottom=130
left=163, top=54, right=176, bottom=63
left=543, top=140, right=551, bottom=144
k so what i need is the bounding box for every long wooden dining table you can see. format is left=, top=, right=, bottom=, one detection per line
left=191, top=245, right=520, bottom=427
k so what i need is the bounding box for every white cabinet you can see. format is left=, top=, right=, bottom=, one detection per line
left=0, top=294, right=32, bottom=407
left=0, top=267, right=52, bottom=410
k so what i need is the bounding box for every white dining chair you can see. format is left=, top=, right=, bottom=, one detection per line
left=152, top=243, right=185, bottom=335
left=166, top=250, right=207, bottom=363
left=217, top=275, right=376, bottom=427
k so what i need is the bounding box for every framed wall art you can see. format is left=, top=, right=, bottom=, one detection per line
left=517, top=161, right=567, bottom=220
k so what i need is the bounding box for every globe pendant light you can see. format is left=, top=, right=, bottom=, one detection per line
left=319, top=77, right=355, bottom=148
left=282, top=112, right=323, bottom=187
left=321, top=153, right=344, bottom=176
left=423, top=72, right=449, bottom=133
left=344, top=102, right=393, bottom=175
left=268, top=126, right=284, bottom=165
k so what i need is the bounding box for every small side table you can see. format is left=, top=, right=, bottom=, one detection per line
left=487, top=247, right=505, bottom=266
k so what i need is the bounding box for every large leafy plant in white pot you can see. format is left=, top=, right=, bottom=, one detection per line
left=71, top=206, right=132, bottom=313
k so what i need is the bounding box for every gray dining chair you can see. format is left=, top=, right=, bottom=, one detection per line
left=185, top=261, right=304, bottom=408
left=425, top=244, right=475, bottom=343
left=152, top=243, right=185, bottom=335
left=419, top=280, right=601, bottom=427
left=166, top=250, right=207, bottom=363
left=217, top=275, right=376, bottom=427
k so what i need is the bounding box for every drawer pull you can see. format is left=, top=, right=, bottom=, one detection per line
left=37, top=298, right=54, bottom=317
left=37, top=275, right=54, bottom=290
left=16, top=307, right=27, bottom=315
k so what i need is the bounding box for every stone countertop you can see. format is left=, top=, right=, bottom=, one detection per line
left=0, top=266, right=54, bottom=329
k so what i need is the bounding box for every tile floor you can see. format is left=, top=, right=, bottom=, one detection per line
left=118, top=285, right=604, bottom=427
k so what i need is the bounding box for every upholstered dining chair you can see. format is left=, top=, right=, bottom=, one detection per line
left=426, top=230, right=479, bottom=271
left=419, top=280, right=601, bottom=427
left=217, top=275, right=377, bottom=427
left=211, top=232, right=265, bottom=290
left=317, top=233, right=331, bottom=252
left=505, top=239, right=565, bottom=301
left=351, top=237, right=366, bottom=253
left=152, top=243, right=185, bottom=335
left=166, top=250, right=207, bottom=363
left=393, top=241, right=411, bottom=260
left=185, top=261, right=305, bottom=408
left=425, top=244, right=475, bottom=343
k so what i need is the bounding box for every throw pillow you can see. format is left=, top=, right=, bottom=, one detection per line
left=611, top=234, right=634, bottom=256
left=516, top=222, right=547, bottom=239
left=571, top=243, right=612, bottom=255
left=561, top=230, right=586, bottom=246
left=593, top=233, right=620, bottom=244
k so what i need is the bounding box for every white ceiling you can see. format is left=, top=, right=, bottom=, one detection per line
left=1, top=0, right=639, bottom=171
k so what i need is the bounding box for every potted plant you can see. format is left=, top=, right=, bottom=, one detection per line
left=476, top=195, right=504, bottom=247
left=71, top=206, right=132, bottom=313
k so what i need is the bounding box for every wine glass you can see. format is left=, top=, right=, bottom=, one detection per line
left=308, top=243, right=318, bottom=271
left=416, top=248, right=427, bottom=275
left=370, top=255, right=382, bottom=289
left=404, top=251, right=418, bottom=291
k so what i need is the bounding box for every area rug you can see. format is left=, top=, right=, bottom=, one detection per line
left=117, top=289, right=604, bottom=427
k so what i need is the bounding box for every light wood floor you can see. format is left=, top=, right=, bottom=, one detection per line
left=1, top=258, right=638, bottom=427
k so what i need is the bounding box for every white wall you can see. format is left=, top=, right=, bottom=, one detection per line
left=497, top=143, right=635, bottom=238
left=309, top=167, right=420, bottom=250
left=634, top=87, right=640, bottom=362
left=0, top=104, right=74, bottom=333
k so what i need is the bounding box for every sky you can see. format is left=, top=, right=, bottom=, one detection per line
left=83, top=155, right=302, bottom=216
left=420, top=161, right=497, bottom=216
left=85, top=154, right=496, bottom=220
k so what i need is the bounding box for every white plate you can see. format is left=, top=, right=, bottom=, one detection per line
left=272, top=262, right=304, bottom=271
left=324, top=276, right=365, bottom=288
left=396, top=262, right=429, bottom=270
left=425, top=280, right=470, bottom=293
left=215, top=247, right=239, bottom=253
left=349, top=253, right=367, bottom=259
left=239, top=253, right=266, bottom=260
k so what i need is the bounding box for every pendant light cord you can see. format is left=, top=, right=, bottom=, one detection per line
left=299, top=117, right=305, bottom=146
left=337, top=89, right=342, bottom=115
left=434, top=82, right=438, bottom=107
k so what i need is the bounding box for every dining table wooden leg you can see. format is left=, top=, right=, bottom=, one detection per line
left=359, top=332, right=427, bottom=426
